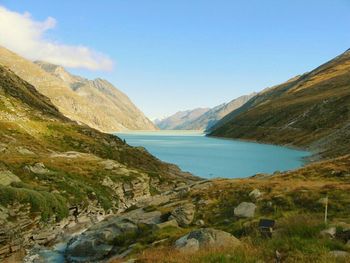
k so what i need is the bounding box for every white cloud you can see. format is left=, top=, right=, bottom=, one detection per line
left=0, top=6, right=113, bottom=71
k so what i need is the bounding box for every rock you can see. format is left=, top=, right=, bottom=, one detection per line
left=24, top=163, right=50, bottom=174
left=170, top=203, right=195, bottom=227
left=234, top=202, right=256, bottom=218
left=195, top=219, right=205, bottom=226
left=66, top=217, right=138, bottom=262
left=122, top=208, right=162, bottom=225
left=320, top=227, right=336, bottom=239
left=191, top=181, right=213, bottom=191
left=155, top=219, right=179, bottom=229
left=175, top=228, right=240, bottom=252
left=16, top=147, right=35, bottom=155
left=0, top=170, right=21, bottom=186
left=249, top=189, right=262, bottom=199
left=329, top=250, right=350, bottom=257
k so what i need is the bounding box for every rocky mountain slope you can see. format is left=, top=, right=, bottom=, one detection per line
left=35, top=61, right=157, bottom=131
left=156, top=94, right=255, bottom=131
left=0, top=46, right=156, bottom=132
left=210, top=49, right=350, bottom=159
left=0, top=65, right=196, bottom=260
left=155, top=108, right=210, bottom=130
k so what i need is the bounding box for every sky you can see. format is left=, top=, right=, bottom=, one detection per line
left=0, top=1, right=349, bottom=120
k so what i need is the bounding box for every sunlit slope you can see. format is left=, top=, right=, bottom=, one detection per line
left=210, top=50, right=350, bottom=158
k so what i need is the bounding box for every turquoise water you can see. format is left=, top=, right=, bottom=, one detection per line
left=115, top=131, right=310, bottom=179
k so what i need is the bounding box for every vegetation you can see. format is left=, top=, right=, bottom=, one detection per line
left=209, top=49, right=350, bottom=159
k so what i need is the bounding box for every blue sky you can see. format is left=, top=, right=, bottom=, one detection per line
left=1, top=0, right=350, bottom=119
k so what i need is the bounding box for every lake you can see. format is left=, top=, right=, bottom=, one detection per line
left=115, top=131, right=310, bottom=179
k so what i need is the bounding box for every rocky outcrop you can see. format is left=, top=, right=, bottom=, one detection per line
left=174, top=228, right=241, bottom=252
left=234, top=202, right=257, bottom=218
left=170, top=203, right=195, bottom=227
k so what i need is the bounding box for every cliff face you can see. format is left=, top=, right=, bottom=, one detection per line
left=0, top=65, right=196, bottom=259
left=0, top=46, right=156, bottom=132
left=210, top=50, right=350, bottom=159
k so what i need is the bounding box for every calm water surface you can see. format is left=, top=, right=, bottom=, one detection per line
left=115, top=131, right=310, bottom=179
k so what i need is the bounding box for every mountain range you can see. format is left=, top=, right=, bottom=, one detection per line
left=0, top=46, right=156, bottom=132
left=155, top=93, right=256, bottom=131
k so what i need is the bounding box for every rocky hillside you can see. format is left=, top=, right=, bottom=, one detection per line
left=0, top=46, right=156, bottom=132
left=156, top=108, right=210, bottom=130
left=0, top=65, right=196, bottom=260
left=156, top=94, right=255, bottom=131
left=35, top=61, right=157, bottom=131
left=210, top=50, right=350, bottom=159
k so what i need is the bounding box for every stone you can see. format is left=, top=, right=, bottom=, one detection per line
left=0, top=170, right=21, bottom=186
left=24, top=163, right=50, bottom=174
left=66, top=217, right=138, bottom=262
left=249, top=189, right=262, bottom=199
left=234, top=202, right=256, bottom=218
left=155, top=219, right=179, bottom=229
left=170, top=203, right=195, bottom=227
left=320, top=227, right=336, bottom=239
left=16, top=147, right=35, bottom=155
left=195, top=219, right=205, bottom=226
left=175, top=228, right=240, bottom=252
left=122, top=208, right=162, bottom=225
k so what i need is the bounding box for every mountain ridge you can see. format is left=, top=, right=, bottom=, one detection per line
left=0, top=46, right=156, bottom=132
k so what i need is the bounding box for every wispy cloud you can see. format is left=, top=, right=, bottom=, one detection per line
left=0, top=6, right=113, bottom=71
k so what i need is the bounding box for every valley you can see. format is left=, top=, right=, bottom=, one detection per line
left=0, top=14, right=349, bottom=263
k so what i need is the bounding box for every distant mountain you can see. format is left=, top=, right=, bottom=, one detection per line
left=209, top=49, right=350, bottom=159
left=156, top=108, right=210, bottom=130
left=155, top=94, right=255, bottom=131
left=0, top=46, right=156, bottom=132
left=186, top=94, right=256, bottom=131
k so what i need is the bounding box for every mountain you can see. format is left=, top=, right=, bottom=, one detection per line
left=35, top=61, right=157, bottom=131
left=0, top=64, right=195, bottom=259
left=185, top=94, right=256, bottom=131
left=0, top=46, right=156, bottom=132
left=155, top=94, right=255, bottom=131
left=156, top=108, right=210, bottom=130
left=209, top=49, right=350, bottom=158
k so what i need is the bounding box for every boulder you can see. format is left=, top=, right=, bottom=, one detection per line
left=155, top=219, right=179, bottom=229
left=320, top=227, right=336, bottom=239
left=122, top=208, right=161, bottom=225
left=170, top=203, right=195, bottom=227
left=66, top=217, right=138, bottom=262
left=249, top=189, right=262, bottom=199
left=25, top=163, right=50, bottom=174
left=175, top=228, right=240, bottom=252
left=195, top=219, right=205, bottom=226
left=234, top=202, right=256, bottom=218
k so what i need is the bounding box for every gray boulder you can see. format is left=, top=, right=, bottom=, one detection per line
left=234, top=202, right=256, bottom=218
left=175, top=228, right=240, bottom=252
left=170, top=203, right=195, bottom=226
left=66, top=217, right=138, bottom=262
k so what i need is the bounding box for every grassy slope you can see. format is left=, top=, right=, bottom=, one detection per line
left=209, top=50, right=350, bottom=159
left=116, top=155, right=350, bottom=263
left=0, top=65, right=194, bottom=220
